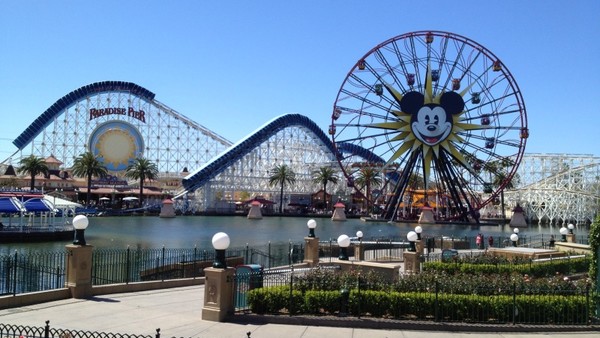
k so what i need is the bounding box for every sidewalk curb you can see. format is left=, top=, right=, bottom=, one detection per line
left=228, top=313, right=600, bottom=333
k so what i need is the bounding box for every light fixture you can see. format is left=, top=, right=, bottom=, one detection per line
left=513, top=228, right=519, bottom=234
left=510, top=233, right=518, bottom=247
left=307, top=219, right=317, bottom=237
left=414, top=226, right=423, bottom=240
left=559, top=226, right=568, bottom=242
left=337, top=234, right=350, bottom=260
left=356, top=230, right=363, bottom=242
left=407, top=231, right=418, bottom=252
left=72, top=215, right=89, bottom=246
left=212, top=232, right=230, bottom=268
left=567, top=223, right=575, bottom=234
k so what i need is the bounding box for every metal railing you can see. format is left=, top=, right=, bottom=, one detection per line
left=0, top=234, right=590, bottom=296
left=0, top=250, right=67, bottom=296
left=0, top=320, right=158, bottom=338
left=0, top=242, right=308, bottom=296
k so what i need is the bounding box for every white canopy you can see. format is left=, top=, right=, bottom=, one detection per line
left=43, top=195, right=83, bottom=208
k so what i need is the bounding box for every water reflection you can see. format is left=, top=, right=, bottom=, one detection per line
left=0, top=215, right=584, bottom=254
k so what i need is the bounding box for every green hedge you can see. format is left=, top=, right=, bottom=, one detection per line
left=423, top=256, right=590, bottom=277
left=247, top=287, right=588, bottom=324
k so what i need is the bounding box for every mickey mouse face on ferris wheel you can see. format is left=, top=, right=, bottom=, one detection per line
left=400, top=91, right=465, bottom=147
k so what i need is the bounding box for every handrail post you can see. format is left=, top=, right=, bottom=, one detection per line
left=193, top=246, right=197, bottom=279
left=12, top=250, right=18, bottom=296
left=268, top=242, right=271, bottom=269
left=126, top=246, right=131, bottom=284
left=161, top=245, right=166, bottom=282
left=44, top=320, right=50, bottom=338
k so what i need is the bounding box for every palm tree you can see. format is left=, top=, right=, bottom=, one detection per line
left=125, top=157, right=159, bottom=208
left=268, top=164, right=296, bottom=214
left=354, top=166, right=382, bottom=214
left=17, top=155, right=49, bottom=191
left=485, top=158, right=519, bottom=220
left=312, top=166, right=338, bottom=209
left=71, top=152, right=109, bottom=207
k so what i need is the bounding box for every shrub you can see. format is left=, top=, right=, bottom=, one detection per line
left=247, top=286, right=588, bottom=324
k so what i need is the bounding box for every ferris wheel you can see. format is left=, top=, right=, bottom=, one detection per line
left=331, top=31, right=528, bottom=222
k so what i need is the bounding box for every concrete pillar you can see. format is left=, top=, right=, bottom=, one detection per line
left=415, top=239, right=424, bottom=255
left=304, top=237, right=320, bottom=266
left=65, top=244, right=93, bottom=299
left=354, top=243, right=365, bottom=261
left=566, top=234, right=576, bottom=243
left=403, top=251, right=420, bottom=274
left=202, top=267, right=235, bottom=322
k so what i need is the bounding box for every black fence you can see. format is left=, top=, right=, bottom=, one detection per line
left=0, top=320, right=158, bottom=338
left=0, top=235, right=591, bottom=296
left=0, top=251, right=67, bottom=296
left=0, top=242, right=307, bottom=295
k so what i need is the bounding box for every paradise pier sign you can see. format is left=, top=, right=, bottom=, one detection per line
left=89, top=107, right=147, bottom=123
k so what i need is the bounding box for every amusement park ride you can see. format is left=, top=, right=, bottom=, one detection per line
left=330, top=31, right=528, bottom=223
left=17, top=31, right=600, bottom=225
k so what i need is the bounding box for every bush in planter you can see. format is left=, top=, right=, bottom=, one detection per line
left=246, top=286, right=304, bottom=314
left=388, top=292, right=436, bottom=320
left=248, top=286, right=587, bottom=324
left=424, top=256, right=590, bottom=278
left=304, top=290, right=340, bottom=315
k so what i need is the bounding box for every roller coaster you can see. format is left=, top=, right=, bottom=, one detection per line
left=3, top=81, right=599, bottom=223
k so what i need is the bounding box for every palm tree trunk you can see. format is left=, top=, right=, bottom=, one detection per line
left=366, top=183, right=371, bottom=214
left=139, top=177, right=144, bottom=208
left=323, top=183, right=327, bottom=210
left=279, top=182, right=284, bottom=214
left=30, top=174, right=35, bottom=191
left=86, top=174, right=92, bottom=207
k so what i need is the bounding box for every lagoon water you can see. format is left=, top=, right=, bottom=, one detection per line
left=0, top=215, right=579, bottom=254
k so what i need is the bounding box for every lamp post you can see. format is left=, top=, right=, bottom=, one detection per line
left=72, top=215, right=89, bottom=246
left=510, top=233, right=518, bottom=247
left=415, top=226, right=422, bottom=240
left=559, top=226, right=568, bottom=242
left=568, top=223, right=575, bottom=234
left=212, top=232, right=230, bottom=268
left=404, top=230, right=420, bottom=274
left=337, top=234, right=350, bottom=260
left=355, top=230, right=364, bottom=261
left=407, top=231, right=418, bottom=252
left=203, top=232, right=235, bottom=322
left=307, top=219, right=317, bottom=237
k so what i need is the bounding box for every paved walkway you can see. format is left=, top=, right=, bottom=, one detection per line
left=0, top=286, right=598, bottom=338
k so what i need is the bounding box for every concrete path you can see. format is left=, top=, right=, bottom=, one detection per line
left=0, top=285, right=598, bottom=338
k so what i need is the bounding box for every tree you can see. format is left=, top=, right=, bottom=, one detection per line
left=354, top=166, right=382, bottom=214
left=312, top=166, right=338, bottom=209
left=71, top=152, right=108, bottom=207
left=268, top=164, right=296, bottom=214
left=125, top=157, right=159, bottom=208
left=486, top=158, right=519, bottom=219
left=17, top=155, right=49, bottom=191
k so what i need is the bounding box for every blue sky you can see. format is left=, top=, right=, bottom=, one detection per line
left=1, top=0, right=599, bottom=161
